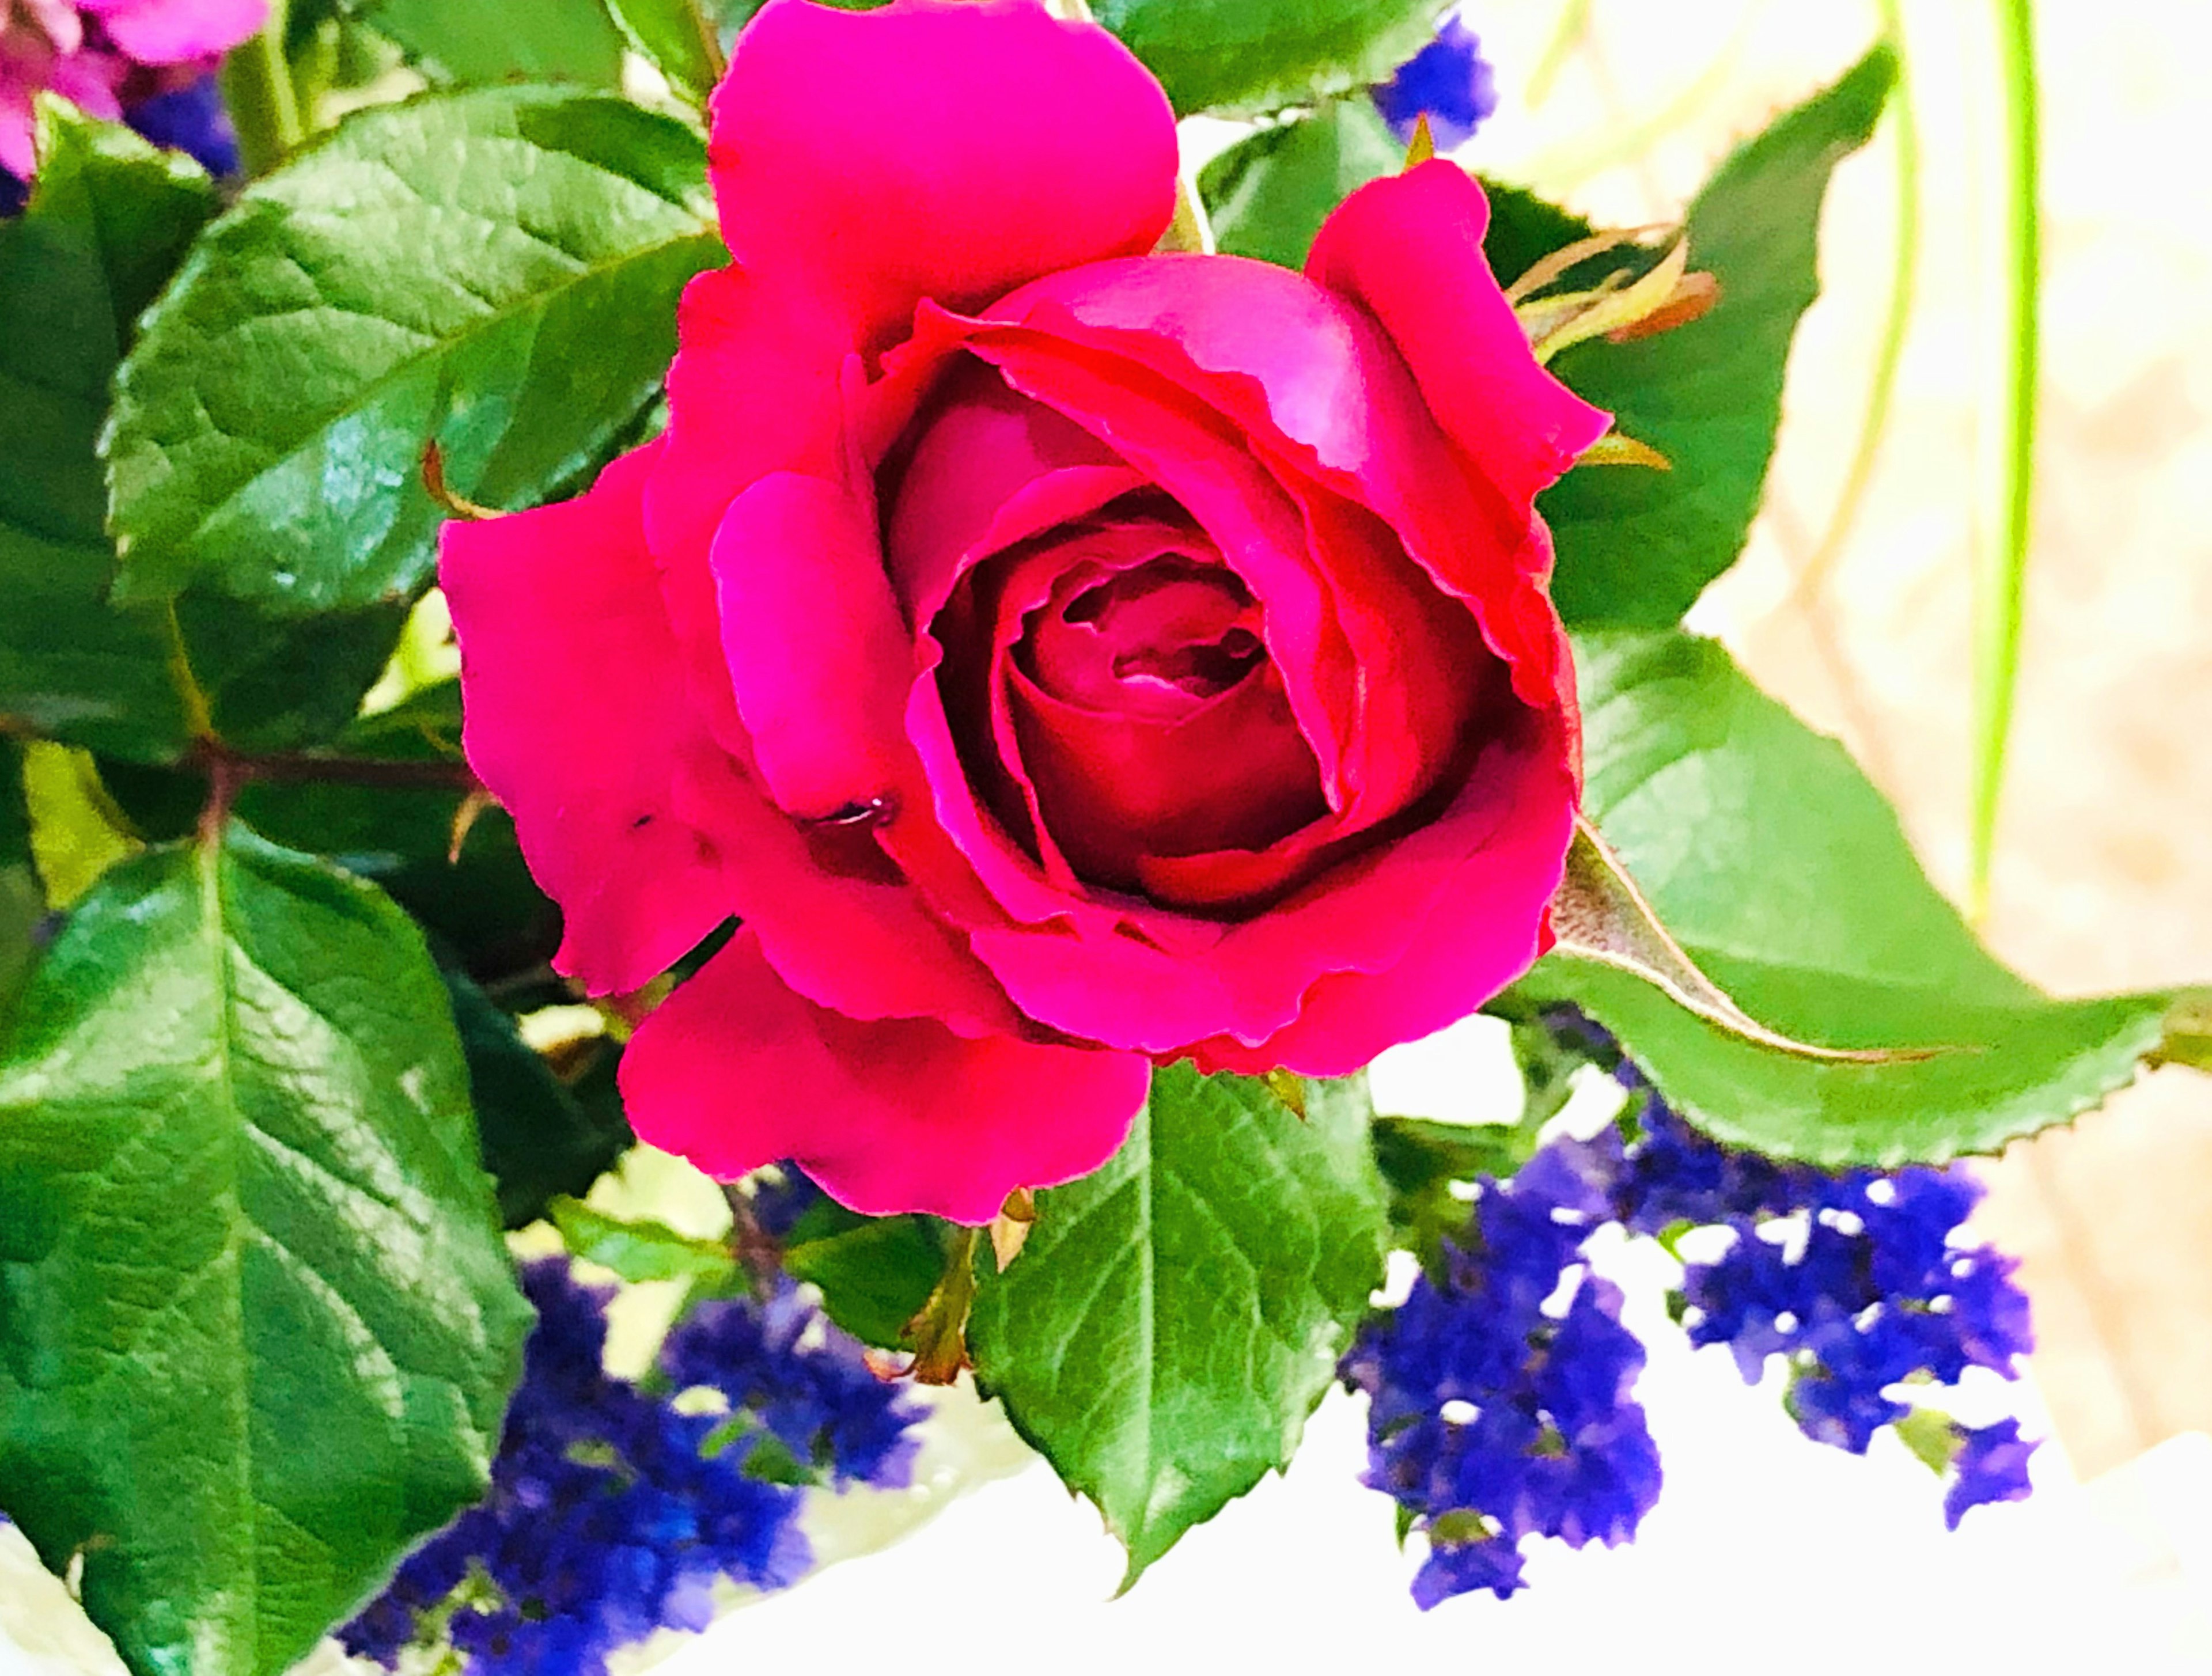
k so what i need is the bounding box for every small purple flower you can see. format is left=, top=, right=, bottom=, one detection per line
left=1343, top=1139, right=1663, bottom=1609
left=1944, top=1418, right=2037, bottom=1529
left=1535, top=1009, right=2043, bottom=1524
left=124, top=70, right=235, bottom=176
left=1372, top=12, right=1498, bottom=151
left=342, top=1259, right=922, bottom=1675
left=1412, top=1531, right=1525, bottom=1607
left=659, top=1279, right=923, bottom=1491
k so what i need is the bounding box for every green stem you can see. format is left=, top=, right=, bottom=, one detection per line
left=685, top=0, right=728, bottom=86
left=1971, top=0, right=2041, bottom=921
left=1525, top=0, right=1593, bottom=108
left=1793, top=4, right=1919, bottom=606
left=220, top=0, right=303, bottom=177
left=158, top=602, right=216, bottom=744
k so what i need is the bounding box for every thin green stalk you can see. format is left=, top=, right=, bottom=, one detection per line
left=1525, top=0, right=1594, bottom=108
left=219, top=0, right=302, bottom=176
left=1971, top=0, right=2041, bottom=920
left=1518, top=26, right=1745, bottom=195
left=1793, top=1, right=1919, bottom=606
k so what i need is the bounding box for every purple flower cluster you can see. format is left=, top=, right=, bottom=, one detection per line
left=659, top=1280, right=921, bottom=1491
left=1594, top=1059, right=2036, bottom=1519
left=1348, top=1015, right=2042, bottom=1606
left=1372, top=12, right=1498, bottom=151
left=122, top=69, right=233, bottom=173
left=342, top=1259, right=921, bottom=1676
left=1341, top=1150, right=1662, bottom=1606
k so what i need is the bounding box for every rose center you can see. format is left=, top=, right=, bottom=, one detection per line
left=942, top=522, right=1328, bottom=905
left=1024, top=555, right=1267, bottom=718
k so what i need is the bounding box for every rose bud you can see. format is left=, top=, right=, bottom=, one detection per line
left=443, top=0, right=1608, bottom=1223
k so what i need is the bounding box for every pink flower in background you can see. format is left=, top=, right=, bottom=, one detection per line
left=0, top=0, right=263, bottom=178
left=444, top=0, right=1605, bottom=1223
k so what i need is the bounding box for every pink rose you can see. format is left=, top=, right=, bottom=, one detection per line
left=445, top=0, right=1606, bottom=1223
left=1, top=0, right=264, bottom=178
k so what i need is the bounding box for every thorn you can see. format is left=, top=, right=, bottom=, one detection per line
left=1403, top=113, right=1437, bottom=169
left=448, top=786, right=495, bottom=862
left=1608, top=269, right=1722, bottom=343
left=990, top=1186, right=1037, bottom=1272
left=1262, top=1068, right=1308, bottom=1119
left=422, top=441, right=502, bottom=521
left=1577, top=431, right=1672, bottom=471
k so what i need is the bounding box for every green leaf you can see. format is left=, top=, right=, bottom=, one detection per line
left=549, top=1197, right=734, bottom=1287
left=1094, top=0, right=1442, bottom=115
left=603, top=0, right=725, bottom=100
left=1510, top=630, right=2185, bottom=1165
left=0, top=822, right=531, bottom=1676
left=100, top=684, right=560, bottom=974
left=0, top=102, right=403, bottom=760
left=105, top=86, right=725, bottom=616
left=448, top=972, right=631, bottom=1229
left=0, top=736, right=37, bottom=1018
left=1371, top=1113, right=1535, bottom=1264
left=780, top=1199, right=948, bottom=1349
left=0, top=102, right=211, bottom=760
left=0, top=862, right=39, bottom=1021
left=1199, top=98, right=1402, bottom=268
left=361, top=0, right=627, bottom=86
left=1479, top=177, right=1597, bottom=290
left=0, top=737, right=26, bottom=870
left=969, top=1065, right=1388, bottom=1583
left=1540, top=47, right=1896, bottom=627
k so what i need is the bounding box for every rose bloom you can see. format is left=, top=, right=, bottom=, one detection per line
left=0, top=0, right=264, bottom=178
left=446, top=0, right=1607, bottom=1222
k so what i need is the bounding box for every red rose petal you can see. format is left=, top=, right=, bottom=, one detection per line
left=708, top=0, right=1177, bottom=354
left=619, top=929, right=1149, bottom=1224
left=710, top=469, right=915, bottom=821
left=442, top=443, right=733, bottom=995
left=1306, top=164, right=1612, bottom=571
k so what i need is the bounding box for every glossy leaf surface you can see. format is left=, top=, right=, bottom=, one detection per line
left=1540, top=48, right=1896, bottom=625
left=0, top=105, right=209, bottom=760
left=969, top=1067, right=1387, bottom=1583
left=1514, top=631, right=2180, bottom=1164
left=362, top=0, right=627, bottom=86
left=106, top=88, right=724, bottom=616
left=0, top=826, right=531, bottom=1676
left=1093, top=0, right=1442, bottom=115
left=780, top=1199, right=948, bottom=1350
left=1199, top=97, right=1402, bottom=267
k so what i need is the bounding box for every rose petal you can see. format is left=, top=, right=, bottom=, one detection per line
left=1010, top=660, right=1325, bottom=894
left=708, top=0, right=1176, bottom=352
left=443, top=443, right=733, bottom=995
left=619, top=929, right=1150, bottom=1223
left=667, top=746, right=1021, bottom=1038
left=79, top=0, right=266, bottom=63
left=884, top=357, right=1135, bottom=625
left=987, top=255, right=1528, bottom=765
left=1306, top=164, right=1611, bottom=521
left=958, top=327, right=1357, bottom=813
left=711, top=469, right=915, bottom=820
left=965, top=704, right=1566, bottom=1055
left=1187, top=728, right=1579, bottom=1075
left=648, top=266, right=857, bottom=752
